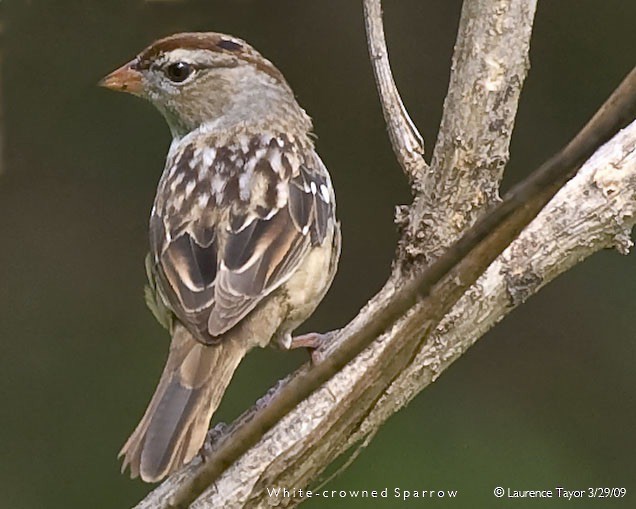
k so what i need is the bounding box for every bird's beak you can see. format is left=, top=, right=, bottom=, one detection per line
left=99, top=61, right=143, bottom=95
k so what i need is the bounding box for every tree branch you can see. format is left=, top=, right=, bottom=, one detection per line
left=363, top=0, right=427, bottom=187
left=349, top=118, right=636, bottom=442
left=400, top=0, right=537, bottom=266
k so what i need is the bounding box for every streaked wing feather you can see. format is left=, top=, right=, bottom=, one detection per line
left=150, top=134, right=333, bottom=344
left=208, top=207, right=311, bottom=336
left=160, top=233, right=217, bottom=312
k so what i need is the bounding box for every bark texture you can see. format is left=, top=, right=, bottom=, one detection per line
left=401, top=0, right=537, bottom=266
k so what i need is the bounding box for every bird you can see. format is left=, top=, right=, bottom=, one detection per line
left=100, top=32, right=340, bottom=483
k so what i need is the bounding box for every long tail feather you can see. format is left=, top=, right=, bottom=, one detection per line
left=119, top=325, right=247, bottom=482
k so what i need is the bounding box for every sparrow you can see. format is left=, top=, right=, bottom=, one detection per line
left=100, top=32, right=340, bottom=482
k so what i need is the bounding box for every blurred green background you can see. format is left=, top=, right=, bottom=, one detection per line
left=1, top=1, right=635, bottom=508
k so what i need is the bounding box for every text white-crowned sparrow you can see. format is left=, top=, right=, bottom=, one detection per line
left=101, top=32, right=340, bottom=482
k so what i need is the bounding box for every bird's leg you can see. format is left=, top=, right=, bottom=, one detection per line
left=288, top=332, right=327, bottom=349
left=285, top=331, right=337, bottom=364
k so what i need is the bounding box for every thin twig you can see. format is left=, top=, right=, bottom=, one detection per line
left=363, top=0, right=427, bottom=186
left=165, top=63, right=636, bottom=509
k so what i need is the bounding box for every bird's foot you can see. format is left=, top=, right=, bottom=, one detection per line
left=199, top=422, right=229, bottom=462
left=287, top=331, right=335, bottom=364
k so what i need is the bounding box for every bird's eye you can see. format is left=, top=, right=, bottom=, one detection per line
left=165, top=62, right=193, bottom=83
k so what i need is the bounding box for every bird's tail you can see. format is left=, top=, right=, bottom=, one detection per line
left=119, top=325, right=248, bottom=482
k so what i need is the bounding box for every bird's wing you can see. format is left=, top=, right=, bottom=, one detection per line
left=149, top=134, right=334, bottom=343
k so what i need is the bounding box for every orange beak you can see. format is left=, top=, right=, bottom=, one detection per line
left=99, top=61, right=144, bottom=95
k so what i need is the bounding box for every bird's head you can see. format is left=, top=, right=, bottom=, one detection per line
left=100, top=32, right=302, bottom=138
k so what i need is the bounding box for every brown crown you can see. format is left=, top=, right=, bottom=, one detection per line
left=134, top=32, right=286, bottom=84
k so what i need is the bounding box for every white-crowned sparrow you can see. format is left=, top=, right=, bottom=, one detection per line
left=100, top=32, right=340, bottom=482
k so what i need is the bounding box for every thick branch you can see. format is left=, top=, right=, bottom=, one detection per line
left=401, top=0, right=537, bottom=266
left=349, top=119, right=636, bottom=441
